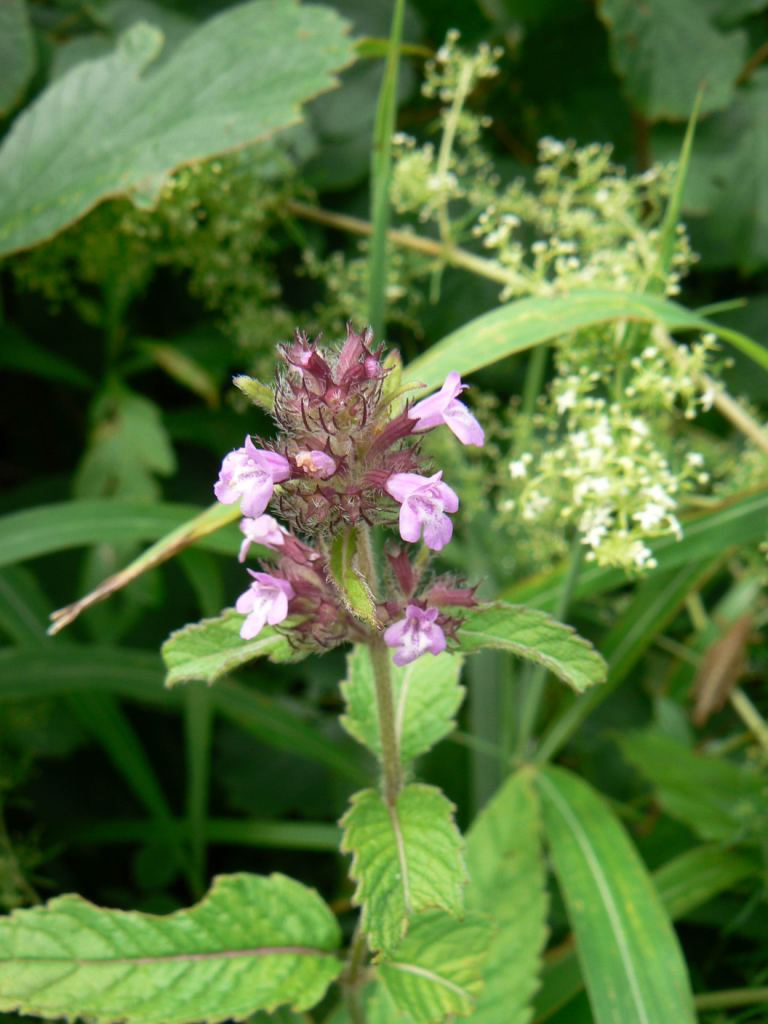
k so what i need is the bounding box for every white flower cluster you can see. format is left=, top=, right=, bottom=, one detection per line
left=508, top=403, right=707, bottom=571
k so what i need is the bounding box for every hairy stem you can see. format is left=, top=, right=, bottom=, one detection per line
left=370, top=636, right=403, bottom=804
left=340, top=922, right=369, bottom=1024
left=435, top=61, right=474, bottom=246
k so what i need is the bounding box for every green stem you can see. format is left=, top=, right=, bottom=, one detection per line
left=514, top=537, right=583, bottom=761
left=729, top=687, right=768, bottom=758
left=435, top=61, right=473, bottom=247
left=368, top=0, right=406, bottom=338
left=340, top=922, right=369, bottom=1024
left=694, top=987, right=768, bottom=1011
left=184, top=682, right=212, bottom=897
left=370, top=636, right=403, bottom=804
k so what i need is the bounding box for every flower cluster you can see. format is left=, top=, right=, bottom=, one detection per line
left=213, top=327, right=483, bottom=663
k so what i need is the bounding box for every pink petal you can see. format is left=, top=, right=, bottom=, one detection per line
left=399, top=502, right=423, bottom=543
left=434, top=480, right=460, bottom=513
left=383, top=619, right=408, bottom=647
left=239, top=477, right=274, bottom=518
left=266, top=589, right=290, bottom=625
left=235, top=589, right=255, bottom=614
left=425, top=622, right=447, bottom=656
left=385, top=472, right=429, bottom=503
left=444, top=401, right=485, bottom=447
left=240, top=606, right=268, bottom=640
left=422, top=512, right=453, bottom=551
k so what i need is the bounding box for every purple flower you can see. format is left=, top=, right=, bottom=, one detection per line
left=408, top=371, right=485, bottom=447
left=214, top=437, right=291, bottom=518
left=235, top=570, right=294, bottom=640
left=385, top=471, right=459, bottom=551
left=384, top=605, right=447, bottom=666
left=238, top=515, right=286, bottom=562
left=295, top=450, right=337, bottom=479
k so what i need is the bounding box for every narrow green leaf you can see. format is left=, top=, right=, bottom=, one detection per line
left=0, top=325, right=94, bottom=389
left=378, top=911, right=493, bottom=1024
left=534, top=844, right=757, bottom=1021
left=162, top=609, right=295, bottom=686
left=403, top=289, right=768, bottom=387
left=0, top=873, right=342, bottom=1022
left=328, top=530, right=379, bottom=627
left=367, top=0, right=406, bottom=336
left=654, top=844, right=757, bottom=921
left=504, top=486, right=768, bottom=610
left=341, top=644, right=464, bottom=763
left=0, top=1, right=354, bottom=256
left=74, top=817, right=341, bottom=853
left=465, top=769, right=548, bottom=1024
left=48, top=501, right=240, bottom=634
left=457, top=602, right=606, bottom=693
left=619, top=730, right=768, bottom=844
left=0, top=644, right=365, bottom=784
left=141, top=341, right=220, bottom=408
left=0, top=0, right=36, bottom=115
left=341, top=785, right=466, bottom=953
left=535, top=559, right=718, bottom=763
left=0, top=500, right=239, bottom=572
left=537, top=766, right=696, bottom=1024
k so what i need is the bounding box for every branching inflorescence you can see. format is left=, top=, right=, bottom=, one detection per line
left=214, top=326, right=483, bottom=664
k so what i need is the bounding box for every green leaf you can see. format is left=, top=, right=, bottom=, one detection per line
left=0, top=644, right=365, bottom=784
left=48, top=501, right=240, bottom=634
left=378, top=911, right=493, bottom=1024
left=341, top=644, right=465, bottom=763
left=328, top=529, right=379, bottom=627
left=537, top=765, right=697, bottom=1024
left=233, top=374, right=276, bottom=413
left=596, top=0, right=745, bottom=120
left=464, top=769, right=548, bottom=1024
left=0, top=872, right=341, bottom=1022
left=341, top=785, right=466, bottom=953
left=504, top=485, right=768, bottom=610
left=0, top=0, right=36, bottom=116
left=75, top=387, right=176, bottom=500
left=0, top=500, right=239, bottom=571
left=140, top=341, right=220, bottom=408
left=162, top=609, right=295, bottom=686
left=402, top=288, right=768, bottom=387
left=534, top=843, right=757, bottom=1021
left=619, top=730, right=768, bottom=844
left=683, top=70, right=768, bottom=270
left=457, top=602, right=606, bottom=693
left=0, top=324, right=94, bottom=389
left=0, top=0, right=353, bottom=256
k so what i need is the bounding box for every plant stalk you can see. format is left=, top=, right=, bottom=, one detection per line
left=369, top=636, right=403, bottom=804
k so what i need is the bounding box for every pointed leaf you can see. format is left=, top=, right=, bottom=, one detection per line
left=457, top=602, right=606, bottom=693
left=162, top=609, right=295, bottom=686
left=328, top=530, right=379, bottom=627
left=379, top=911, right=493, bottom=1023
left=341, top=644, right=464, bottom=763
left=465, top=769, right=548, bottom=1024
left=537, top=766, right=697, bottom=1024
left=0, top=1, right=354, bottom=256
left=341, top=785, right=466, bottom=953
left=233, top=374, right=276, bottom=413
left=0, top=872, right=342, bottom=1022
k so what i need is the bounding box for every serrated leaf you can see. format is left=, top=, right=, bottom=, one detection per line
left=538, top=766, right=696, bottom=1024
left=0, top=872, right=342, bottom=1023
left=0, top=0, right=36, bottom=116
left=341, top=785, right=466, bottom=953
left=328, top=530, right=379, bottom=627
left=464, top=769, right=548, bottom=1024
left=341, top=644, right=464, bottom=763
left=378, top=911, right=493, bottom=1024
left=162, top=609, right=295, bottom=686
left=457, top=602, right=606, bottom=693
left=0, top=0, right=353, bottom=256
left=619, top=730, right=768, bottom=844
left=597, top=0, right=745, bottom=120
